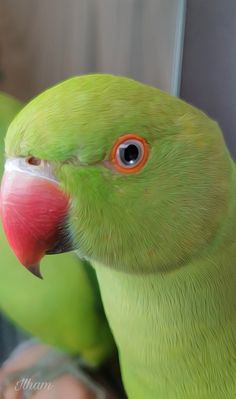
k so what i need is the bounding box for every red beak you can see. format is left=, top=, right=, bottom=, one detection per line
left=1, top=170, right=71, bottom=277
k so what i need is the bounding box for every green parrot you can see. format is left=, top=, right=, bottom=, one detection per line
left=1, top=74, right=236, bottom=399
left=0, top=92, right=114, bottom=368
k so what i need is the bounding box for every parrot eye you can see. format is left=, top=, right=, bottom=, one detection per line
left=119, top=142, right=141, bottom=165
left=110, top=134, right=149, bottom=174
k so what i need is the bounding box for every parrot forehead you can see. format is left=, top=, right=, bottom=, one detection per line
left=4, top=74, right=211, bottom=162
left=4, top=75, right=151, bottom=160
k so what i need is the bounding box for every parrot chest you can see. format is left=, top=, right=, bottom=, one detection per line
left=95, top=262, right=236, bottom=399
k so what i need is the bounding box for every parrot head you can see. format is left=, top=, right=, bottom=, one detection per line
left=0, top=75, right=233, bottom=275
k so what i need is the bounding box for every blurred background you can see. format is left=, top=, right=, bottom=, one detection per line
left=0, top=0, right=185, bottom=97
left=0, top=0, right=235, bottom=363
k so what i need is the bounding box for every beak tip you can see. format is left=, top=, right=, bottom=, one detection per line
left=28, top=263, right=43, bottom=279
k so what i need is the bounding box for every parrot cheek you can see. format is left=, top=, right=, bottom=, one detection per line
left=0, top=170, right=73, bottom=273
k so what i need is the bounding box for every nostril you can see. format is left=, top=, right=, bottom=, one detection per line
left=27, top=156, right=41, bottom=166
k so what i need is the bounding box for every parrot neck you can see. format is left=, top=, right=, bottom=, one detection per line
left=94, top=173, right=236, bottom=399
left=94, top=164, right=236, bottom=399
left=95, top=257, right=236, bottom=398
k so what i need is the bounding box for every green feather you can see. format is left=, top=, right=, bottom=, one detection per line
left=0, top=91, right=114, bottom=366
left=4, top=75, right=236, bottom=398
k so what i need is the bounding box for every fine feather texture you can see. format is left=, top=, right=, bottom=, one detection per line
left=4, top=74, right=236, bottom=398
left=5, top=74, right=233, bottom=273
left=0, top=91, right=114, bottom=366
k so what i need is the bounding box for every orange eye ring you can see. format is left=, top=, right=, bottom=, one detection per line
left=110, top=134, right=149, bottom=174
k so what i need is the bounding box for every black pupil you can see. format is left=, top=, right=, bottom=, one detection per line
left=121, top=144, right=140, bottom=165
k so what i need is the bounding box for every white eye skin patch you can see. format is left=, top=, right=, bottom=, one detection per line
left=4, top=157, right=58, bottom=184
